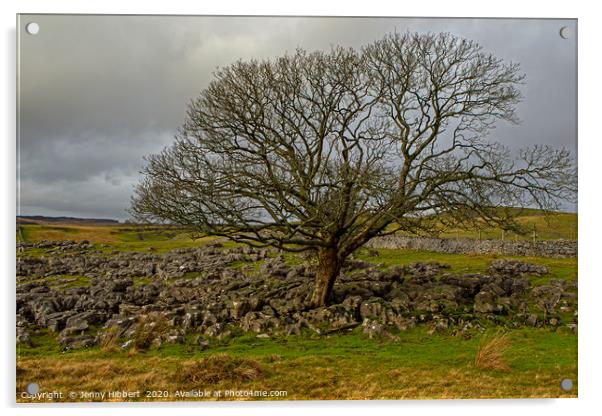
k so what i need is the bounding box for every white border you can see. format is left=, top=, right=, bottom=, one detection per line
left=3, top=1, right=600, bottom=415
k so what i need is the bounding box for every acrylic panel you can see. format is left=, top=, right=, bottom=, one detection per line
left=16, top=14, right=577, bottom=403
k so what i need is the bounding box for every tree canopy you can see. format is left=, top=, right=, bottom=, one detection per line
left=131, top=32, right=576, bottom=306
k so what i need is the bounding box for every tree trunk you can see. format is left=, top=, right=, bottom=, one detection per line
left=309, top=247, right=341, bottom=308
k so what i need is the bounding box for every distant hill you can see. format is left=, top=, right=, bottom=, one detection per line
left=17, top=215, right=119, bottom=225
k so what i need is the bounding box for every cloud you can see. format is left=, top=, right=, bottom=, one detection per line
left=17, top=15, right=577, bottom=219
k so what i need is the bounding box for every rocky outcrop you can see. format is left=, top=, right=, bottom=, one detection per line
left=17, top=240, right=266, bottom=280
left=16, top=242, right=578, bottom=350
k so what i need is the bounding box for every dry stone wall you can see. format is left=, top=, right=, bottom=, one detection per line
left=367, top=236, right=577, bottom=258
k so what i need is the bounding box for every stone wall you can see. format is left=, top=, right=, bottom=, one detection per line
left=366, top=236, right=577, bottom=258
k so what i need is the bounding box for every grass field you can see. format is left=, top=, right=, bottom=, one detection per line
left=15, top=216, right=578, bottom=401
left=434, top=208, right=577, bottom=241
left=17, top=326, right=576, bottom=401
left=17, top=223, right=217, bottom=252
left=16, top=208, right=577, bottom=248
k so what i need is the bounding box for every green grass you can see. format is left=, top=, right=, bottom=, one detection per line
left=16, top=225, right=29, bottom=243
left=17, top=329, right=60, bottom=358
left=16, top=223, right=219, bottom=251
left=17, top=274, right=92, bottom=290
left=396, top=209, right=577, bottom=241
left=19, top=325, right=575, bottom=366
left=17, top=326, right=577, bottom=401
left=356, top=248, right=577, bottom=286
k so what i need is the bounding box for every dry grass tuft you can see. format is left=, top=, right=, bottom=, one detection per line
left=475, top=332, right=511, bottom=371
left=178, top=354, right=264, bottom=385
left=98, top=327, right=121, bottom=352
left=266, top=354, right=282, bottom=363
left=16, top=363, right=27, bottom=378
left=132, top=312, right=169, bottom=351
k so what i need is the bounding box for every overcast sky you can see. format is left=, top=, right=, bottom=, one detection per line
left=17, top=15, right=577, bottom=220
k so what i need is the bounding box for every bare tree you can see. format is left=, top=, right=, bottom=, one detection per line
left=130, top=32, right=576, bottom=307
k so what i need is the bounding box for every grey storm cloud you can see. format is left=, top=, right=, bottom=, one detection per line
left=17, top=15, right=577, bottom=220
